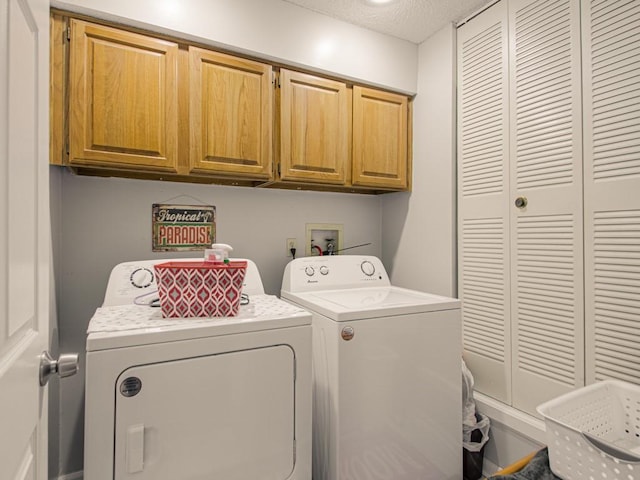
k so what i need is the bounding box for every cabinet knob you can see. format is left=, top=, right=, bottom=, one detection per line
left=515, top=197, right=528, bottom=209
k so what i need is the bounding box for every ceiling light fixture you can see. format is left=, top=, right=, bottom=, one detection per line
left=365, top=0, right=395, bottom=5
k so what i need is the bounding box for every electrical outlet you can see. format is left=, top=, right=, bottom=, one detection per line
left=286, top=238, right=297, bottom=257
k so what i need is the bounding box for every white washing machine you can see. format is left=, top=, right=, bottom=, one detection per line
left=281, top=255, right=462, bottom=480
left=84, top=258, right=312, bottom=480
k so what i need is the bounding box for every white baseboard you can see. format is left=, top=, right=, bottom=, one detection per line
left=57, top=471, right=82, bottom=480
left=483, top=457, right=500, bottom=477
left=474, top=392, right=546, bottom=474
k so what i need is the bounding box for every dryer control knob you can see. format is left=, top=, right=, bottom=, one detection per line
left=305, top=266, right=315, bottom=277
left=319, top=265, right=329, bottom=275
left=130, top=267, right=154, bottom=288
left=360, top=260, right=375, bottom=277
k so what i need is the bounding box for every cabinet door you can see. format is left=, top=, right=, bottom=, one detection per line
left=68, top=20, right=179, bottom=171
left=279, top=70, right=348, bottom=184
left=352, top=86, right=408, bottom=189
left=190, top=48, right=272, bottom=179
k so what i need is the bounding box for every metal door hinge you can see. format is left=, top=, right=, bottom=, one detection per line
left=66, top=25, right=71, bottom=42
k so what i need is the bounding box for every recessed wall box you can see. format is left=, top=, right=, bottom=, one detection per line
left=305, top=223, right=343, bottom=256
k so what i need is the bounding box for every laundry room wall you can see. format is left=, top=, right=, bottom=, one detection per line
left=52, top=169, right=383, bottom=476
left=51, top=0, right=418, bottom=95
left=381, top=23, right=457, bottom=299
left=48, top=1, right=421, bottom=477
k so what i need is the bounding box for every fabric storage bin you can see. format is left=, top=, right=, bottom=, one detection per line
left=154, top=261, right=247, bottom=318
left=537, top=380, right=640, bottom=480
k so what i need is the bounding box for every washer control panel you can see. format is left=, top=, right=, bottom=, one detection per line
left=282, top=255, right=390, bottom=293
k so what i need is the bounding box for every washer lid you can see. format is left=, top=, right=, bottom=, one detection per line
left=282, top=286, right=460, bottom=321
left=86, top=294, right=311, bottom=351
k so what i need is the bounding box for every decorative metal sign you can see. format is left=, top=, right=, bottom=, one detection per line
left=152, top=204, right=216, bottom=252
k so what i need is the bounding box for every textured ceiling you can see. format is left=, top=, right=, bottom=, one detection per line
left=282, top=0, right=490, bottom=44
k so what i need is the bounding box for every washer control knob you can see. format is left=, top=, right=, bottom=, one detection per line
left=305, top=266, right=315, bottom=277
left=319, top=265, right=329, bottom=275
left=360, top=260, right=375, bottom=277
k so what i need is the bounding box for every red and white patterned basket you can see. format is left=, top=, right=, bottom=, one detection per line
left=154, top=261, right=247, bottom=318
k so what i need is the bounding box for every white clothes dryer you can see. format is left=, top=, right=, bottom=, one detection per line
left=84, top=258, right=312, bottom=480
left=281, top=255, right=462, bottom=480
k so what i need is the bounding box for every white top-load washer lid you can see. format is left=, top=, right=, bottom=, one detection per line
left=281, top=255, right=460, bottom=321
left=283, top=286, right=459, bottom=321
left=87, top=258, right=310, bottom=351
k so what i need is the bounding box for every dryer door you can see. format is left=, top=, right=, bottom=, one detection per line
left=114, top=345, right=295, bottom=480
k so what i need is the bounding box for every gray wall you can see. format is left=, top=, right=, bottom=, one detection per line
left=53, top=169, right=382, bottom=475
left=382, top=24, right=457, bottom=298
left=49, top=168, right=62, bottom=479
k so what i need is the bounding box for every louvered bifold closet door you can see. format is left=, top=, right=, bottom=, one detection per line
left=457, top=1, right=512, bottom=403
left=583, top=0, right=640, bottom=386
left=509, top=0, right=585, bottom=414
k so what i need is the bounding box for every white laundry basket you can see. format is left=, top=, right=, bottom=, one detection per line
left=537, top=380, right=640, bottom=480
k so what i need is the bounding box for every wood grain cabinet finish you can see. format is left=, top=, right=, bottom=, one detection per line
left=189, top=47, right=273, bottom=180
left=279, top=69, right=348, bottom=185
left=68, top=19, right=179, bottom=171
left=54, top=15, right=411, bottom=192
left=352, top=86, right=408, bottom=189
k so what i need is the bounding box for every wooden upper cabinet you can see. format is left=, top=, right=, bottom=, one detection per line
left=53, top=14, right=410, bottom=192
left=352, top=86, right=408, bottom=189
left=189, top=47, right=273, bottom=179
left=279, top=70, right=348, bottom=185
left=68, top=19, right=179, bottom=171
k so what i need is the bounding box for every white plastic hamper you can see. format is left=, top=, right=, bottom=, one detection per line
left=537, top=380, right=640, bottom=480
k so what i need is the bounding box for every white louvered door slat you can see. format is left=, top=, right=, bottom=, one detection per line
left=457, top=1, right=511, bottom=403
left=509, top=0, right=585, bottom=414
left=584, top=0, right=640, bottom=387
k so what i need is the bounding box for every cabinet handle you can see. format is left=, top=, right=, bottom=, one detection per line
left=515, top=197, right=528, bottom=209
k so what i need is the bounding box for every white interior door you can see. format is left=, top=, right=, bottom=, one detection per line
left=457, top=0, right=512, bottom=404
left=509, top=0, right=584, bottom=414
left=0, top=0, right=51, bottom=478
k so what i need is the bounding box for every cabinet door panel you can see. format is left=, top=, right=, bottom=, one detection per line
left=190, top=48, right=272, bottom=179
left=352, top=86, right=408, bottom=189
left=279, top=70, right=347, bottom=184
left=69, top=20, right=178, bottom=171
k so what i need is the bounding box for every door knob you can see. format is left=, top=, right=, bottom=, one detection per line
left=39, top=351, right=79, bottom=386
left=515, top=196, right=528, bottom=209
